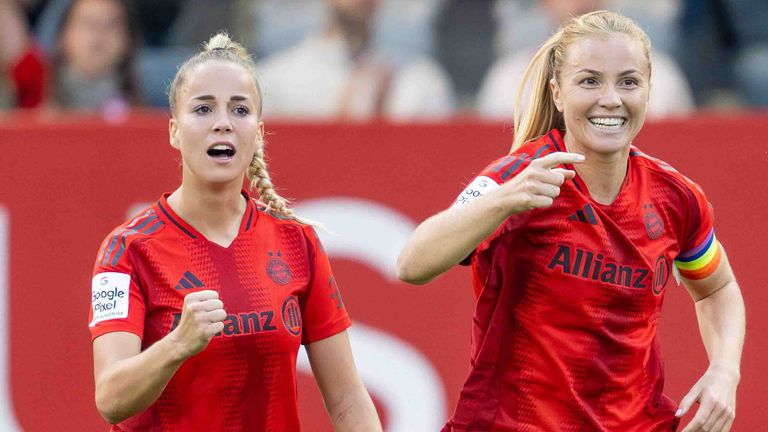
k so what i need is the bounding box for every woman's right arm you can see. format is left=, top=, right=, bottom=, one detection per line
left=396, top=152, right=582, bottom=285
left=93, top=290, right=226, bottom=424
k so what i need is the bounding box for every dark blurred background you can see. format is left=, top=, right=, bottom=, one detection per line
left=2, top=0, right=766, bottom=121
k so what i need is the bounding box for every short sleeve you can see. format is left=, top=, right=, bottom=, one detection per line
left=673, top=180, right=722, bottom=280
left=299, top=227, right=352, bottom=345
left=88, top=230, right=147, bottom=340
left=450, top=154, right=524, bottom=209
left=451, top=150, right=539, bottom=265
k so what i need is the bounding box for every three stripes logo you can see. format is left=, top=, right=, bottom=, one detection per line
left=98, top=209, right=164, bottom=267
left=175, top=271, right=204, bottom=290
left=568, top=204, right=599, bottom=225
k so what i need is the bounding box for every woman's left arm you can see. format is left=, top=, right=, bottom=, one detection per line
left=306, top=330, right=382, bottom=432
left=677, top=247, right=745, bottom=432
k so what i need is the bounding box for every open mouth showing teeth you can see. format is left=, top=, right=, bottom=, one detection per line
left=207, top=144, right=236, bottom=158
left=589, top=117, right=626, bottom=129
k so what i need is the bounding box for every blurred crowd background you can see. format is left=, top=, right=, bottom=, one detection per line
left=1, top=0, right=767, bottom=122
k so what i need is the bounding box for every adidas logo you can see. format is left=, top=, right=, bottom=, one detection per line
left=175, top=271, right=204, bottom=290
left=567, top=204, right=599, bottom=225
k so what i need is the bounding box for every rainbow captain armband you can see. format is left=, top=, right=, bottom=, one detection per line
left=674, top=228, right=722, bottom=280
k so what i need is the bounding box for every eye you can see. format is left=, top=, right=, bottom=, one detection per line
left=581, top=77, right=599, bottom=86
left=621, top=78, right=639, bottom=87
left=233, top=106, right=250, bottom=116
left=193, top=105, right=211, bottom=114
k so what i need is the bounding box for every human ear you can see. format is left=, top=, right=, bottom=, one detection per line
left=550, top=78, right=564, bottom=113
left=169, top=119, right=180, bottom=150
left=256, top=121, right=265, bottom=148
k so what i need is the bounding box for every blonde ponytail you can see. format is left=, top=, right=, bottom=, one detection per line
left=512, top=34, right=564, bottom=151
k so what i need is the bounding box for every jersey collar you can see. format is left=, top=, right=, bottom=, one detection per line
left=544, top=128, right=633, bottom=200
left=155, top=189, right=259, bottom=240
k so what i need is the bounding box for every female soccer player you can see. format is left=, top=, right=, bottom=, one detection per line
left=89, top=33, right=381, bottom=431
left=398, top=11, right=744, bottom=432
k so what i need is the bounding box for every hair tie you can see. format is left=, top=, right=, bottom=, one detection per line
left=211, top=47, right=227, bottom=52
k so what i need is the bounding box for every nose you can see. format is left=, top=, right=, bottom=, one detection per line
left=598, top=85, right=622, bottom=109
left=212, top=109, right=233, bottom=133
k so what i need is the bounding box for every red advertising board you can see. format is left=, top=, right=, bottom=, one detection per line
left=0, top=114, right=766, bottom=430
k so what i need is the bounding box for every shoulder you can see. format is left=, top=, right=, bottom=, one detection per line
left=96, top=207, right=167, bottom=268
left=630, top=147, right=706, bottom=198
left=453, top=132, right=558, bottom=208
left=258, top=35, right=329, bottom=73
left=477, top=51, right=532, bottom=118
left=387, top=56, right=456, bottom=118
left=253, top=200, right=314, bottom=234
left=257, top=40, right=312, bottom=80
left=482, top=49, right=535, bottom=87
left=395, top=56, right=451, bottom=83
left=481, top=131, right=560, bottom=183
left=252, top=201, right=325, bottom=259
left=648, top=52, right=694, bottom=118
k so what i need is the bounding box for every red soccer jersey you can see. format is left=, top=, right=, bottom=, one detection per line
left=443, top=130, right=719, bottom=432
left=89, top=190, right=351, bottom=431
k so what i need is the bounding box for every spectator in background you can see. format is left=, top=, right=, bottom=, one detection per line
left=164, top=0, right=256, bottom=51
left=0, top=0, right=46, bottom=109
left=478, top=0, right=694, bottom=120
left=677, top=0, right=768, bottom=108
left=251, top=0, right=444, bottom=62
left=257, top=0, right=455, bottom=121
left=49, top=0, right=142, bottom=112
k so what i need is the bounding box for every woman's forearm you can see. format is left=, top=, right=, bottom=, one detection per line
left=694, top=281, right=745, bottom=377
left=396, top=194, right=512, bottom=284
left=329, top=386, right=382, bottom=432
left=94, top=333, right=188, bottom=424
left=397, top=152, right=580, bottom=285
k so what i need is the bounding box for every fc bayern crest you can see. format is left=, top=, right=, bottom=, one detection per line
left=643, top=203, right=664, bottom=239
left=267, top=251, right=291, bottom=285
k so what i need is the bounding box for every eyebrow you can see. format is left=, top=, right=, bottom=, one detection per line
left=574, top=68, right=643, bottom=76
left=191, top=95, right=250, bottom=102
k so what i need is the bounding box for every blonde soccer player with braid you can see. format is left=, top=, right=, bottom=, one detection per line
left=89, top=33, right=381, bottom=432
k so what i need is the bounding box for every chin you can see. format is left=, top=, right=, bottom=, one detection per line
left=589, top=137, right=631, bottom=154
left=198, top=170, right=247, bottom=187
left=582, top=128, right=633, bottom=154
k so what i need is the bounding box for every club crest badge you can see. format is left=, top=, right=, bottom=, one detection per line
left=643, top=203, right=664, bottom=239
left=267, top=251, right=291, bottom=285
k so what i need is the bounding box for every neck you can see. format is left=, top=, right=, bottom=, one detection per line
left=326, top=15, right=371, bottom=59
left=166, top=175, right=247, bottom=245
left=564, top=134, right=630, bottom=205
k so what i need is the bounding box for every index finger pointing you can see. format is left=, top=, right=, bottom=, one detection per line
left=533, top=152, right=585, bottom=168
